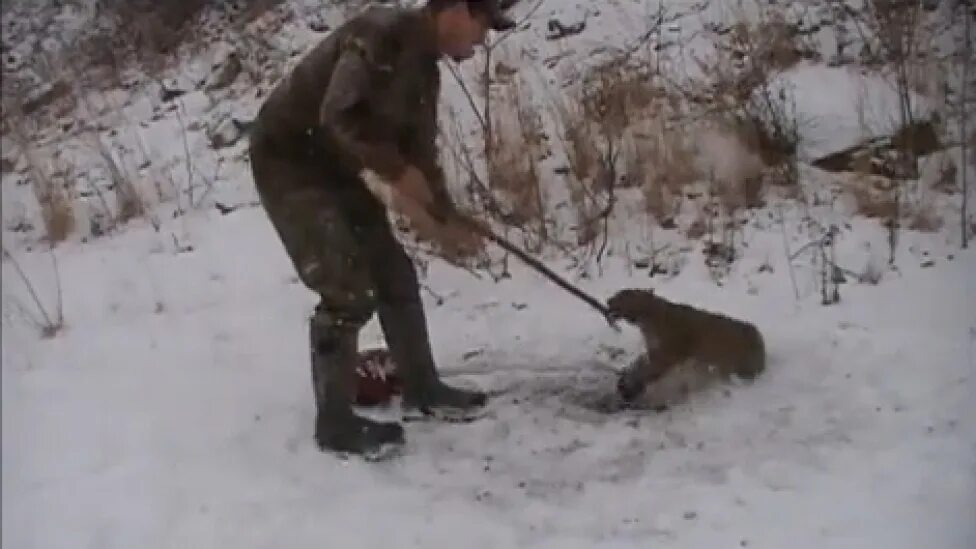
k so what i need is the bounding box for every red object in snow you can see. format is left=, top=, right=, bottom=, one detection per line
left=355, top=348, right=402, bottom=406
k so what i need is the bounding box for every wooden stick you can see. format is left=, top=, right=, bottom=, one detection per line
left=457, top=217, right=620, bottom=331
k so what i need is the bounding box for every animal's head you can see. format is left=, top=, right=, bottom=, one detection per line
left=606, top=288, right=658, bottom=322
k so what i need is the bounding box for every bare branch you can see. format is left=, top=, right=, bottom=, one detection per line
left=2, top=247, right=64, bottom=336
left=962, top=7, right=971, bottom=249
left=487, top=0, right=546, bottom=51
left=445, top=61, right=488, bottom=133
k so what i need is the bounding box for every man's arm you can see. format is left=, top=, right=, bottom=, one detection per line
left=402, top=79, right=456, bottom=221
left=318, top=35, right=408, bottom=182
left=406, top=133, right=454, bottom=221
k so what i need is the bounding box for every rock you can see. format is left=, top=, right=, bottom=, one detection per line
left=705, top=21, right=732, bottom=35
left=205, top=52, right=242, bottom=92
left=812, top=119, right=942, bottom=177
left=1, top=156, right=16, bottom=174
left=546, top=19, right=586, bottom=40
left=21, top=79, right=71, bottom=115
left=543, top=50, right=575, bottom=69
left=6, top=219, right=32, bottom=232
left=308, top=14, right=330, bottom=33
left=461, top=349, right=484, bottom=361
left=160, top=83, right=187, bottom=103
left=207, top=116, right=252, bottom=149
left=921, top=151, right=958, bottom=194
left=831, top=264, right=846, bottom=284
left=89, top=214, right=108, bottom=238
left=704, top=242, right=736, bottom=266
left=493, top=61, right=517, bottom=82
left=890, top=119, right=941, bottom=157
left=214, top=202, right=238, bottom=215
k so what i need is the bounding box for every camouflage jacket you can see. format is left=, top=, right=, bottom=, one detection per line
left=255, top=5, right=452, bottom=210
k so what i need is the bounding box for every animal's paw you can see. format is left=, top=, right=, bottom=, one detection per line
left=616, top=365, right=647, bottom=402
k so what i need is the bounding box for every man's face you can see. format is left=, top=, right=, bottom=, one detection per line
left=436, top=4, right=491, bottom=61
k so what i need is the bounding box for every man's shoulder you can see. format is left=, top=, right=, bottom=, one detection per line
left=331, top=5, right=422, bottom=63
left=343, top=4, right=415, bottom=39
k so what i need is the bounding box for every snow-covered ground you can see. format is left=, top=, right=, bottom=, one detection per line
left=2, top=201, right=974, bottom=548
left=3, top=0, right=975, bottom=547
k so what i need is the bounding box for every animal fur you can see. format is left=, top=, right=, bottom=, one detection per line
left=606, top=288, right=766, bottom=409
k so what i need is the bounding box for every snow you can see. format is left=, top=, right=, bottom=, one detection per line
left=2, top=0, right=975, bottom=547
left=776, top=63, right=936, bottom=161
left=3, top=202, right=975, bottom=548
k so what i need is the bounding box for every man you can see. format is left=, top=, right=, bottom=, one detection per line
left=248, top=0, right=516, bottom=457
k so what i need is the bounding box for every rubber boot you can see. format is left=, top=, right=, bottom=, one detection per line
left=378, top=300, right=487, bottom=421
left=310, top=308, right=404, bottom=456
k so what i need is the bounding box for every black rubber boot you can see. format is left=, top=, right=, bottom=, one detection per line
left=378, top=300, right=487, bottom=421
left=310, top=307, right=404, bottom=456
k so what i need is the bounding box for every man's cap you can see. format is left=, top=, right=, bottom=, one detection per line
left=469, top=0, right=516, bottom=31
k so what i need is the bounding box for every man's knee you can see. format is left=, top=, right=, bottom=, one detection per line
left=311, top=290, right=377, bottom=332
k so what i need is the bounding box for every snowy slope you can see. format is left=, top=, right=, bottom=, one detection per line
left=2, top=0, right=975, bottom=548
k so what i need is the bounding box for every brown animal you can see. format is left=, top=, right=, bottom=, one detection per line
left=607, top=288, right=766, bottom=409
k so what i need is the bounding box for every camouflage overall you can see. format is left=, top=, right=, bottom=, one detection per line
left=248, top=4, right=485, bottom=455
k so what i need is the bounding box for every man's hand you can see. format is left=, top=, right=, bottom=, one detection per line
left=435, top=213, right=487, bottom=261
left=373, top=164, right=487, bottom=262
left=393, top=165, right=435, bottom=209
left=396, top=203, right=486, bottom=262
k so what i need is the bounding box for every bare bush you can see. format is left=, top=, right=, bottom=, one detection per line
left=696, top=6, right=809, bottom=155
left=550, top=59, right=664, bottom=250
left=96, top=142, right=146, bottom=225
left=721, top=9, right=818, bottom=74
left=906, top=203, right=943, bottom=232
left=6, top=112, right=76, bottom=244
left=685, top=210, right=709, bottom=241
left=850, top=177, right=898, bottom=219
left=856, top=0, right=930, bottom=263
left=550, top=91, right=598, bottom=195
left=627, top=127, right=697, bottom=221
left=2, top=247, right=65, bottom=338
left=39, top=176, right=76, bottom=244
left=487, top=75, right=549, bottom=248
left=79, top=0, right=284, bottom=78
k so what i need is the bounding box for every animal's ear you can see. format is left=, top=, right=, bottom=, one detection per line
left=607, top=289, right=627, bottom=302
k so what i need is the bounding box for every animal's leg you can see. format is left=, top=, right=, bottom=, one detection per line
left=617, top=349, right=675, bottom=402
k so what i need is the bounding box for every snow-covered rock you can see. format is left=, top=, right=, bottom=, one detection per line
left=776, top=63, right=936, bottom=162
